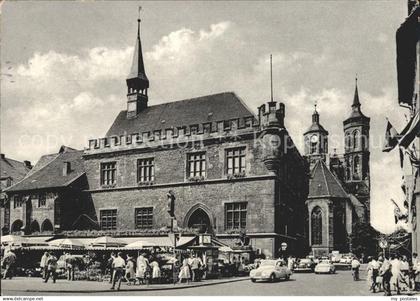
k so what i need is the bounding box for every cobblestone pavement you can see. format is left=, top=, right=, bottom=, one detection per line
left=1, top=268, right=419, bottom=296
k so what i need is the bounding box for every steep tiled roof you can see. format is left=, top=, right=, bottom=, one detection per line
left=106, top=92, right=255, bottom=137
left=308, top=159, right=348, bottom=199
left=5, top=147, right=85, bottom=192
left=304, top=122, right=328, bottom=135
left=0, top=155, right=31, bottom=182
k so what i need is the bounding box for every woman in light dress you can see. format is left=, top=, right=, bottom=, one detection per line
left=125, top=255, right=136, bottom=285
left=366, top=257, right=373, bottom=290
left=178, top=256, right=191, bottom=284
left=390, top=255, right=401, bottom=294
left=136, top=253, right=149, bottom=285
left=150, top=258, right=161, bottom=284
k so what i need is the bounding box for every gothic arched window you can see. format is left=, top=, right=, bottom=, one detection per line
left=353, top=130, right=360, bottom=150
left=311, top=206, right=323, bottom=245
left=353, top=155, right=361, bottom=180
left=345, top=132, right=351, bottom=151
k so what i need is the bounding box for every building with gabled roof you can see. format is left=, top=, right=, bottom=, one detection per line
left=83, top=15, right=309, bottom=258
left=0, top=154, right=32, bottom=234
left=5, top=146, right=97, bottom=234
left=306, top=159, right=352, bottom=255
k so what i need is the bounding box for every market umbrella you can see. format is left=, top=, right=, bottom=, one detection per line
left=55, top=238, right=85, bottom=249
left=124, top=240, right=156, bottom=250
left=1, top=235, right=28, bottom=247
left=219, top=246, right=234, bottom=253
left=90, top=236, right=126, bottom=248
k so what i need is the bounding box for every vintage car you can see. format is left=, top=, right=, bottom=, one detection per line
left=294, top=258, right=316, bottom=273
left=250, top=259, right=292, bottom=282
left=314, top=260, right=336, bottom=274
left=339, top=254, right=353, bottom=265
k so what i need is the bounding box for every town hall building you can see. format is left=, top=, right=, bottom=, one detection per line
left=83, top=17, right=309, bottom=257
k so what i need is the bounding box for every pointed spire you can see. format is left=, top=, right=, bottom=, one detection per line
left=352, top=76, right=360, bottom=108
left=128, top=6, right=148, bottom=83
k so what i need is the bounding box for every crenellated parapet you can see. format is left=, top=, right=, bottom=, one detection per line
left=85, top=115, right=259, bottom=155
left=258, top=101, right=285, bottom=130
left=258, top=101, right=287, bottom=173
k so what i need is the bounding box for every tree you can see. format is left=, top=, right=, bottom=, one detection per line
left=349, top=222, right=381, bottom=258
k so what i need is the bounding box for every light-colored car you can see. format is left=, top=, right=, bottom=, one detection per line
left=314, top=260, right=336, bottom=274
left=250, top=260, right=292, bottom=282
left=339, top=256, right=353, bottom=264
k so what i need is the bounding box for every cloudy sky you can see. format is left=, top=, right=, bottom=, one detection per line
left=1, top=1, right=411, bottom=233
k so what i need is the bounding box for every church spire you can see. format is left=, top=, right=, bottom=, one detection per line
left=128, top=7, right=148, bottom=83
left=352, top=76, right=360, bottom=109
left=126, top=6, right=149, bottom=118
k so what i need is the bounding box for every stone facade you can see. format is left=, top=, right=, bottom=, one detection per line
left=84, top=102, right=309, bottom=258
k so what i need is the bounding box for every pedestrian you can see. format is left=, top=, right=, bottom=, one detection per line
left=376, top=256, right=384, bottom=292
left=136, top=253, right=149, bottom=285
left=366, top=257, right=374, bottom=289
left=190, top=254, right=202, bottom=282
left=110, top=252, right=125, bottom=291
left=390, top=255, right=401, bottom=294
left=287, top=256, right=294, bottom=272
left=65, top=252, right=75, bottom=281
left=44, top=253, right=58, bottom=283
left=351, top=257, right=361, bottom=281
left=125, top=255, right=136, bottom=285
left=380, top=257, right=392, bottom=296
left=150, top=258, right=161, bottom=284
left=369, top=256, right=380, bottom=292
left=40, top=251, right=49, bottom=280
left=107, top=252, right=116, bottom=284
left=178, top=256, right=191, bottom=284
left=400, top=255, right=410, bottom=292
left=2, top=249, right=16, bottom=280
left=412, top=253, right=420, bottom=290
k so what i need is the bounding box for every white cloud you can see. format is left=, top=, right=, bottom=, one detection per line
left=146, top=21, right=232, bottom=63
left=14, top=47, right=132, bottom=84
left=70, top=92, right=104, bottom=112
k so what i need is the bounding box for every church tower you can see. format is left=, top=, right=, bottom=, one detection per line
left=303, top=105, right=329, bottom=170
left=126, top=15, right=149, bottom=119
left=343, top=78, right=371, bottom=220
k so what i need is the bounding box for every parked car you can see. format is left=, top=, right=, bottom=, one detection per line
left=314, top=260, right=336, bottom=274
left=294, top=258, right=316, bottom=273
left=339, top=255, right=353, bottom=265
left=250, top=259, right=292, bottom=282
left=331, top=254, right=342, bottom=263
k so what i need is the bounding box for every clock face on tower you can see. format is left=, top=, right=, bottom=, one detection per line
left=310, top=135, right=318, bottom=143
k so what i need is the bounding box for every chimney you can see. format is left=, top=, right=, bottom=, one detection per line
left=24, top=160, right=32, bottom=169
left=0, top=154, right=5, bottom=159
left=63, top=161, right=71, bottom=176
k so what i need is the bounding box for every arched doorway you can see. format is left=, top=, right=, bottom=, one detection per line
left=187, top=208, right=212, bottom=234
left=11, top=220, right=23, bottom=233
left=41, top=219, right=53, bottom=232
left=30, top=220, right=40, bottom=233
